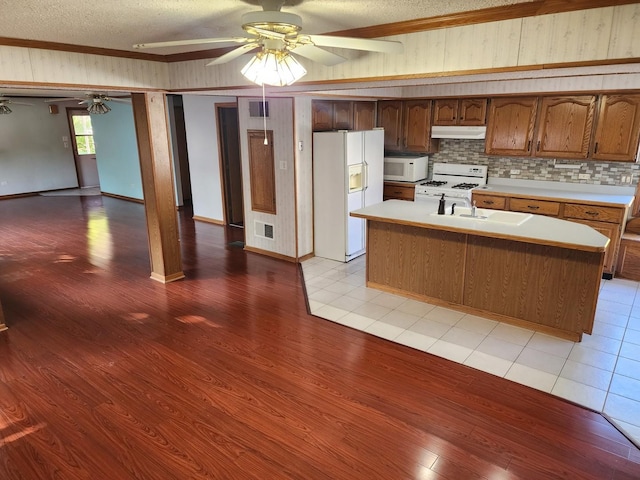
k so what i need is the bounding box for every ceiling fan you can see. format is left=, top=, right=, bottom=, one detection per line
left=0, top=95, right=34, bottom=114
left=133, top=0, right=403, bottom=73
left=44, top=93, right=131, bottom=114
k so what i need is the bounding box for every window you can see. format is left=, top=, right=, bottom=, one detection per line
left=71, top=115, right=96, bottom=155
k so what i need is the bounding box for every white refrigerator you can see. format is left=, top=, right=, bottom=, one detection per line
left=313, top=129, right=384, bottom=262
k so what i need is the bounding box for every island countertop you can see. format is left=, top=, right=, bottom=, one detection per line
left=351, top=200, right=609, bottom=253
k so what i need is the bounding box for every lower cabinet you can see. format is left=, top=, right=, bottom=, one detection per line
left=569, top=219, right=621, bottom=275
left=472, top=191, right=627, bottom=278
left=384, top=182, right=415, bottom=201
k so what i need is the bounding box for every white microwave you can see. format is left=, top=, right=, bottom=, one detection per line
left=383, top=156, right=429, bottom=182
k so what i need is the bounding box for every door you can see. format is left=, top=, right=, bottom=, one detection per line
left=217, top=104, right=244, bottom=227
left=67, top=109, right=100, bottom=188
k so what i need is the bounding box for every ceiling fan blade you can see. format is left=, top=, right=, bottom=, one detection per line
left=43, top=97, right=82, bottom=103
left=10, top=101, right=33, bottom=106
left=305, top=35, right=404, bottom=54
left=207, top=43, right=260, bottom=66
left=133, top=37, right=251, bottom=49
left=290, top=44, right=346, bottom=66
left=107, top=97, right=132, bottom=104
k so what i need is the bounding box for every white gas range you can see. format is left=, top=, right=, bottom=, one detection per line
left=415, top=162, right=488, bottom=211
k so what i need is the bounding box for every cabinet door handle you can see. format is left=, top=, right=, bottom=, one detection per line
left=527, top=140, right=531, bottom=152
left=484, top=200, right=494, bottom=205
left=527, top=205, right=540, bottom=210
left=585, top=211, right=599, bottom=216
left=594, top=142, right=599, bottom=154
left=537, top=140, right=540, bottom=151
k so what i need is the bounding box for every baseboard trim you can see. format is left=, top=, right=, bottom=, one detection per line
left=297, top=252, right=315, bottom=263
left=0, top=192, right=38, bottom=201
left=150, top=271, right=185, bottom=283
left=193, top=215, right=225, bottom=225
left=244, top=245, right=297, bottom=263
left=102, top=192, right=144, bottom=204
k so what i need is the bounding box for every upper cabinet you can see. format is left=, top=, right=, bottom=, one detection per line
left=353, top=102, right=376, bottom=130
left=534, top=96, right=597, bottom=159
left=312, top=100, right=376, bottom=132
left=592, top=94, right=640, bottom=162
left=333, top=102, right=354, bottom=130
left=377, top=99, right=439, bottom=153
left=312, top=100, right=335, bottom=131
left=485, top=94, right=640, bottom=162
left=485, top=97, right=538, bottom=156
left=433, top=98, right=487, bottom=126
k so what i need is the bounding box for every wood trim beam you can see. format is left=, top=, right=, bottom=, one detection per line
left=131, top=92, right=185, bottom=283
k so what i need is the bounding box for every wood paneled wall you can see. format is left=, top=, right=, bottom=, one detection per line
left=167, top=4, right=640, bottom=90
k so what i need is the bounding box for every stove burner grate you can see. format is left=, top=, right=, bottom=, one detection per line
left=421, top=180, right=448, bottom=187
left=452, top=183, right=480, bottom=190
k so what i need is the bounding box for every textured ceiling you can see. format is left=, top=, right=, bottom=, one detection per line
left=1, top=0, right=538, bottom=54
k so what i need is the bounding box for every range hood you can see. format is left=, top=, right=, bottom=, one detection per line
left=431, top=125, right=487, bottom=139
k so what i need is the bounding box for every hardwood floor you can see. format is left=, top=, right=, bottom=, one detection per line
left=0, top=194, right=639, bottom=479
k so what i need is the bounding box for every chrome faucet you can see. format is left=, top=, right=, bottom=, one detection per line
left=471, top=200, right=477, bottom=217
left=450, top=203, right=456, bottom=215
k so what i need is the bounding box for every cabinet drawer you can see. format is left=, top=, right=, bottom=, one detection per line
left=509, top=197, right=560, bottom=216
left=384, top=184, right=415, bottom=201
left=563, top=203, right=624, bottom=223
left=472, top=194, right=506, bottom=210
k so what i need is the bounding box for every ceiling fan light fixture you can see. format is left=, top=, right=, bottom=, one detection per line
left=241, top=49, right=306, bottom=87
left=0, top=103, right=12, bottom=114
left=87, top=100, right=111, bottom=114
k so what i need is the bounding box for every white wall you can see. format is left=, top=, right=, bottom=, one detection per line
left=182, top=94, right=235, bottom=222
left=0, top=99, right=77, bottom=195
left=294, top=97, right=313, bottom=258
left=238, top=97, right=297, bottom=258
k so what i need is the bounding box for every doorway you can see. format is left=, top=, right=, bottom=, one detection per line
left=217, top=104, right=244, bottom=230
left=67, top=108, right=100, bottom=188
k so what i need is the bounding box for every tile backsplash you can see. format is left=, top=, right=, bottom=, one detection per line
left=430, top=139, right=639, bottom=186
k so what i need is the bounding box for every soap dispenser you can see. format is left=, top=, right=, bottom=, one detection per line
left=437, top=194, right=445, bottom=215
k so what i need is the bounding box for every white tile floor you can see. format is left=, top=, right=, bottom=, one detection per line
left=302, top=255, right=640, bottom=447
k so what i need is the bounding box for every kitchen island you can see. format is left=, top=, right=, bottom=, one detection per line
left=351, top=200, right=610, bottom=341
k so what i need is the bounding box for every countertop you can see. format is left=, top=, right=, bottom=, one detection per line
left=476, top=179, right=635, bottom=208
left=351, top=200, right=609, bottom=252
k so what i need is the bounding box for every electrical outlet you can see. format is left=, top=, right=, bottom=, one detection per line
left=621, top=175, right=633, bottom=184
left=578, top=173, right=590, bottom=180
left=279, top=161, right=287, bottom=170
left=510, top=169, right=520, bottom=175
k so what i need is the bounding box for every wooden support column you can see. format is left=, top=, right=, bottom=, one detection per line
left=131, top=92, right=185, bottom=283
left=0, top=297, right=7, bottom=332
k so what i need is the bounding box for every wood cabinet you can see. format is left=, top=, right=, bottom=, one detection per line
left=377, top=101, right=403, bottom=150
left=312, top=100, right=376, bottom=131
left=534, top=96, right=596, bottom=159
left=471, top=190, right=628, bottom=278
left=592, top=94, right=640, bottom=162
left=383, top=182, right=415, bottom=201
left=433, top=98, right=487, bottom=126
left=353, top=102, right=376, bottom=130
left=312, top=100, right=334, bottom=131
left=485, top=97, right=538, bottom=156
left=333, top=102, right=354, bottom=130
left=377, top=99, right=439, bottom=153
left=485, top=93, right=640, bottom=161
left=509, top=197, right=561, bottom=216
left=472, top=193, right=506, bottom=210
left=562, top=203, right=625, bottom=275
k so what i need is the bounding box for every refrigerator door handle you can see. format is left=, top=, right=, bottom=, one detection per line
left=363, top=160, right=368, bottom=191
